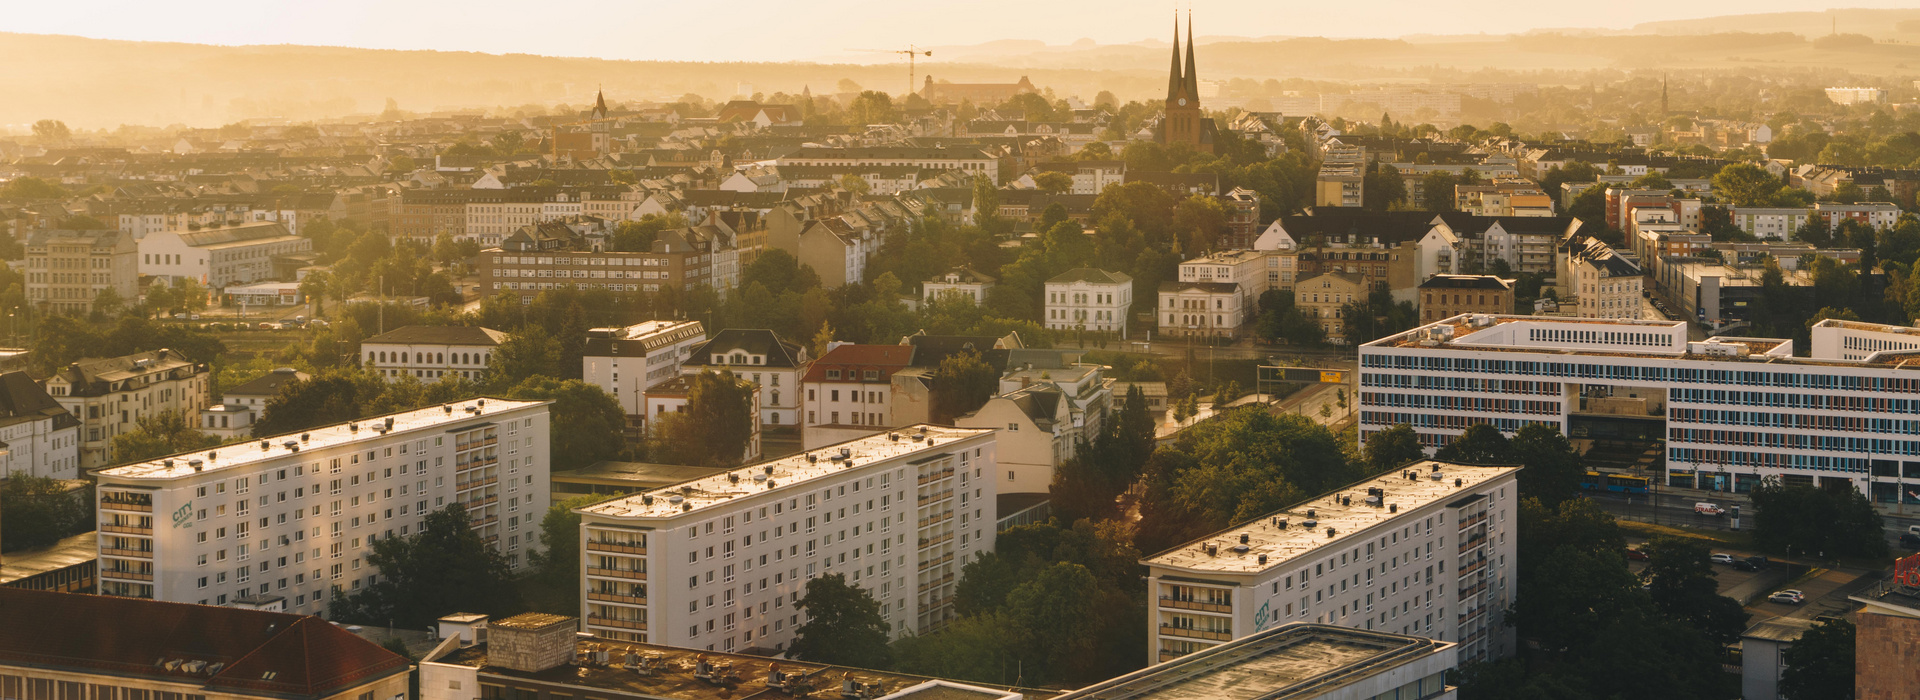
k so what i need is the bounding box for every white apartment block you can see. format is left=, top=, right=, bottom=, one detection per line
left=1144, top=462, right=1519, bottom=666
left=1730, top=207, right=1813, bottom=241
left=575, top=426, right=999, bottom=653
left=137, top=222, right=311, bottom=290
left=582, top=320, right=708, bottom=416
left=1360, top=315, right=1920, bottom=502
left=92, top=398, right=552, bottom=618
left=1815, top=202, right=1901, bottom=232
left=1044, top=268, right=1133, bottom=336
left=0, top=371, right=80, bottom=480
left=362, top=326, right=508, bottom=383
left=1180, top=250, right=1270, bottom=305
left=46, top=349, right=210, bottom=470
left=774, top=147, right=1000, bottom=184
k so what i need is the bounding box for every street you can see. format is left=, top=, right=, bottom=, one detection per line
left=1588, top=491, right=1920, bottom=554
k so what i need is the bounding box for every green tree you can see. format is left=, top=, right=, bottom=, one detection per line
left=1034, top=171, right=1074, bottom=195
left=1171, top=194, right=1230, bottom=253
left=527, top=495, right=606, bottom=613
left=1508, top=423, right=1584, bottom=506
left=788, top=573, right=892, bottom=668
left=1779, top=618, right=1855, bottom=700
left=1713, top=163, right=1787, bottom=208
left=848, top=91, right=897, bottom=125
left=1003, top=562, right=1103, bottom=683
left=1364, top=164, right=1408, bottom=211
left=329, top=504, right=522, bottom=627
left=1433, top=423, right=1512, bottom=464
left=0, top=473, right=90, bottom=551
left=1642, top=536, right=1749, bottom=645
left=891, top=612, right=1018, bottom=684
left=647, top=371, right=755, bottom=467
left=929, top=350, right=997, bottom=424
left=1750, top=478, right=1888, bottom=560
left=1364, top=423, right=1425, bottom=474
left=253, top=373, right=375, bottom=436
left=505, top=377, right=626, bottom=469
left=1135, top=410, right=1358, bottom=554
left=486, top=325, right=563, bottom=387
left=32, top=119, right=70, bottom=142
left=111, top=411, right=221, bottom=464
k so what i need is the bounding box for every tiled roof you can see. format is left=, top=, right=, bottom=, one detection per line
left=803, top=344, right=914, bottom=382
left=363, top=325, right=508, bottom=347
left=1046, top=268, right=1131, bottom=285
left=0, top=588, right=409, bottom=700
left=683, top=329, right=805, bottom=369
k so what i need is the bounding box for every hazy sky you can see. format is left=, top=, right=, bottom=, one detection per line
left=9, top=0, right=1910, bottom=62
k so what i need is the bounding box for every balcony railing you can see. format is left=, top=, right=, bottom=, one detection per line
left=586, top=615, right=648, bottom=631
left=1157, top=597, right=1232, bottom=614
left=916, top=511, right=952, bottom=528
left=587, top=592, right=647, bottom=605
left=586, top=541, right=648, bottom=555
left=917, top=532, right=953, bottom=549
left=917, top=489, right=953, bottom=507
left=456, top=477, right=498, bottom=492
left=100, top=548, right=153, bottom=558
left=918, top=553, right=953, bottom=572
left=916, top=573, right=954, bottom=593
left=917, top=467, right=955, bottom=485
left=100, top=501, right=152, bottom=513
left=101, top=569, right=153, bottom=581
left=99, top=523, right=151, bottom=535
left=587, top=567, right=648, bottom=581
left=1159, top=625, right=1232, bottom=641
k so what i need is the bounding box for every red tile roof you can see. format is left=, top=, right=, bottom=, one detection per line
left=0, top=589, right=410, bottom=699
left=802, top=344, right=914, bottom=382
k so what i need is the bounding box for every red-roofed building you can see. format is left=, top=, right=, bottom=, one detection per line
left=0, top=587, right=411, bottom=700
left=801, top=344, right=915, bottom=449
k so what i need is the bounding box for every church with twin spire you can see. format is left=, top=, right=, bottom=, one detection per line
left=1157, top=12, right=1215, bottom=154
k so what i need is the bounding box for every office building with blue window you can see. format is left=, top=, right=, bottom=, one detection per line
left=1359, top=314, right=1920, bottom=502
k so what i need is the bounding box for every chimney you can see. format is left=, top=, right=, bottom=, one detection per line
left=485, top=614, right=579, bottom=673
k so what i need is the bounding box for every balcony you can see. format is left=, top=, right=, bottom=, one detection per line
left=587, top=592, right=647, bottom=605
left=461, top=495, right=498, bottom=511
left=586, top=615, right=648, bottom=631
left=100, top=500, right=152, bottom=513
left=1158, top=597, right=1232, bottom=614
left=917, top=489, right=954, bottom=507
left=916, top=511, right=952, bottom=528
left=916, top=573, right=954, bottom=593
left=99, top=523, right=151, bottom=535
left=100, top=547, right=153, bottom=559
left=1458, top=535, right=1488, bottom=554
left=918, top=553, right=954, bottom=572
left=456, top=477, right=498, bottom=492
left=917, top=532, right=953, bottom=549
left=1160, top=625, right=1232, bottom=642
left=587, top=567, right=648, bottom=581
left=470, top=515, right=498, bottom=528
left=586, top=541, right=648, bottom=555
left=101, top=569, right=153, bottom=582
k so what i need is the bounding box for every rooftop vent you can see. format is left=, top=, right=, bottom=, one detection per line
left=1389, top=503, right=1398, bottom=513
left=260, top=440, right=270, bottom=451
left=1258, top=554, right=1268, bottom=565
left=1302, top=519, right=1318, bottom=528
left=1327, top=527, right=1337, bottom=538
left=667, top=495, right=684, bottom=505
left=348, top=423, right=359, bottom=432
left=1239, top=533, right=1250, bottom=544
left=301, top=433, right=310, bottom=442
left=1455, top=477, right=1463, bottom=487
left=189, top=459, right=203, bottom=472
left=1231, top=544, right=1249, bottom=554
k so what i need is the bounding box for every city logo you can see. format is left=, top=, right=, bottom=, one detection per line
left=1254, top=600, right=1270, bottom=631
left=171, top=501, right=193, bottom=529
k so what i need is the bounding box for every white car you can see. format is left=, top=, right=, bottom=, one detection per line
left=1709, top=553, right=1735, bottom=565
left=1768, top=590, right=1805, bottom=605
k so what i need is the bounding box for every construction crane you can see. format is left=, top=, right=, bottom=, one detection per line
left=851, top=45, right=932, bottom=96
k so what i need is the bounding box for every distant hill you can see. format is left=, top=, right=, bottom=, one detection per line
left=7, top=8, right=1920, bottom=131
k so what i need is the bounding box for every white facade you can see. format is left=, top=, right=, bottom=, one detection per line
left=362, top=327, right=508, bottom=384
left=1730, top=207, right=1813, bottom=241
left=582, top=321, right=708, bottom=416
left=1360, top=315, right=1920, bottom=500
left=575, top=426, right=999, bottom=653
left=45, top=350, right=211, bottom=470
left=1044, top=269, right=1133, bottom=336
left=92, top=398, right=551, bottom=617
left=137, top=223, right=310, bottom=290
left=1144, top=463, right=1519, bottom=666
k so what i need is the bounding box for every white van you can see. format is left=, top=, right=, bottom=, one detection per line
left=1694, top=502, right=1725, bottom=516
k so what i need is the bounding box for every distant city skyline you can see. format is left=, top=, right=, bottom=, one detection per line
left=7, top=0, right=1914, bottom=64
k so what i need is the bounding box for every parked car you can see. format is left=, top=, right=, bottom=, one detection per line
left=1624, top=548, right=1649, bottom=561
left=309, top=319, right=330, bottom=329
left=1709, top=553, right=1736, bottom=565
left=1733, top=556, right=1769, bottom=572
left=1694, top=502, right=1725, bottom=516
left=1899, top=533, right=1920, bottom=550
left=1768, top=590, right=1805, bottom=605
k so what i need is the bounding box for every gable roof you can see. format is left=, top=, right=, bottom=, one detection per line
left=803, top=344, right=915, bottom=382
left=0, top=588, right=410, bottom=700
left=1047, top=268, right=1131, bottom=285
left=362, top=325, right=508, bottom=347
left=684, top=329, right=805, bottom=369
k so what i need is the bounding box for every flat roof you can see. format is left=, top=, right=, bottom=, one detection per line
left=1363, top=314, right=1915, bottom=368
left=0, top=532, right=96, bottom=585
left=433, top=637, right=1056, bottom=700
left=553, top=461, right=727, bottom=489
left=579, top=425, right=993, bottom=521
left=1145, top=462, right=1519, bottom=575
left=94, top=398, right=546, bottom=481
left=1051, top=623, right=1451, bottom=700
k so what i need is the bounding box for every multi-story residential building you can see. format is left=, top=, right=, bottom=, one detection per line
left=774, top=146, right=1000, bottom=184
left=1295, top=272, right=1367, bottom=344
left=1221, top=188, right=1262, bottom=249
left=801, top=344, right=915, bottom=449
left=765, top=198, right=908, bottom=289
left=1729, top=207, right=1814, bottom=241
left=643, top=373, right=763, bottom=463
left=479, top=242, right=717, bottom=301
left=922, top=267, right=995, bottom=305
left=1815, top=202, right=1901, bottom=232
left=1144, top=461, right=1520, bottom=665
left=136, top=222, right=311, bottom=290
left=1158, top=281, right=1243, bottom=340
left=199, top=367, right=310, bottom=441
left=1418, top=275, right=1513, bottom=322
left=361, top=326, right=507, bottom=383
left=1178, top=249, right=1270, bottom=306
left=0, top=371, right=80, bottom=480
left=92, top=398, right=551, bottom=615
left=0, top=588, right=411, bottom=700
left=1044, top=268, right=1133, bottom=337
left=393, top=189, right=472, bottom=243
left=1558, top=237, right=1643, bottom=321
left=45, top=349, right=210, bottom=470
left=1358, top=315, right=1920, bottom=502
left=956, top=363, right=1113, bottom=494
left=574, top=425, right=999, bottom=651
left=1314, top=161, right=1364, bottom=208
left=25, top=228, right=139, bottom=316
left=583, top=320, right=708, bottom=416
left=681, top=329, right=810, bottom=428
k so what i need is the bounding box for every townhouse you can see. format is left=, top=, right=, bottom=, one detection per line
left=1044, top=268, right=1132, bottom=337
left=361, top=325, right=507, bottom=383
left=583, top=320, right=709, bottom=416
left=46, top=349, right=209, bottom=470
left=801, top=344, right=915, bottom=449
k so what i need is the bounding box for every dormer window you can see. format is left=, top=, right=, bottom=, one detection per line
left=827, top=370, right=841, bottom=380
left=732, top=353, right=746, bottom=364
left=712, top=355, right=726, bottom=364
left=864, top=370, right=879, bottom=380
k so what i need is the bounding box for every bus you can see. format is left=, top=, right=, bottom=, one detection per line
left=1580, top=471, right=1651, bottom=495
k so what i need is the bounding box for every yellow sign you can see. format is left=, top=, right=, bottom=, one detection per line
left=1319, top=371, right=1347, bottom=384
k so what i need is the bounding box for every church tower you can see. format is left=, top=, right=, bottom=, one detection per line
left=1160, top=12, right=1212, bottom=154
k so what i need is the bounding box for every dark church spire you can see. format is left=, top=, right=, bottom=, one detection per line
left=1183, top=11, right=1199, bottom=102
left=1166, top=12, right=1183, bottom=102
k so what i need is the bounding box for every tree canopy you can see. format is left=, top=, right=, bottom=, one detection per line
left=788, top=573, right=892, bottom=668
left=328, top=504, right=522, bottom=627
